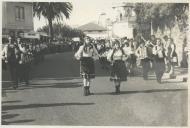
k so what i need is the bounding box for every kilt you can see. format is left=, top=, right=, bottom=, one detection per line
left=110, top=60, right=128, bottom=81
left=80, top=57, right=95, bottom=79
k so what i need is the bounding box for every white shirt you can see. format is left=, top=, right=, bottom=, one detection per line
left=107, top=49, right=124, bottom=61
left=112, top=50, right=123, bottom=60
left=18, top=44, right=26, bottom=53
left=123, top=46, right=133, bottom=55
left=135, top=46, right=148, bottom=59
left=75, top=45, right=99, bottom=59
left=153, top=45, right=164, bottom=58
left=2, top=44, right=15, bottom=58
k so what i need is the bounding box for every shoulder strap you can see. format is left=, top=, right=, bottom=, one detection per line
left=120, top=48, right=125, bottom=55
left=111, top=49, right=116, bottom=61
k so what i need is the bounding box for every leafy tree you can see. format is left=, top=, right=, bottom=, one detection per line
left=37, top=23, right=85, bottom=39
left=134, top=3, right=189, bottom=37
left=33, top=2, right=73, bottom=41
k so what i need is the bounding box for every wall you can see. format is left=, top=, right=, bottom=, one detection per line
left=112, top=22, right=133, bottom=38
left=2, top=2, right=33, bottom=35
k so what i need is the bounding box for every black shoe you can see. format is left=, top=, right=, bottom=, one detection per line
left=86, top=86, right=93, bottom=95
left=86, top=86, right=90, bottom=95
left=115, top=86, right=120, bottom=94
left=118, top=86, right=120, bottom=93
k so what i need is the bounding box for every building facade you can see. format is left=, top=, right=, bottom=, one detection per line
left=2, top=2, right=34, bottom=38
left=109, top=3, right=151, bottom=39
left=111, top=3, right=137, bottom=38
left=78, top=22, right=108, bottom=39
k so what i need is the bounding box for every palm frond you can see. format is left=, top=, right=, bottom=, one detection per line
left=33, top=2, right=73, bottom=20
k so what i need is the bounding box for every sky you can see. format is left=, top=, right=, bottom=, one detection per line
left=33, top=0, right=188, bottom=31
left=33, top=0, right=127, bottom=30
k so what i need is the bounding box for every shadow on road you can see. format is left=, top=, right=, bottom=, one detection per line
left=2, top=90, right=20, bottom=94
left=93, top=88, right=187, bottom=95
left=30, top=82, right=82, bottom=88
left=161, top=81, right=185, bottom=84
left=33, top=77, right=81, bottom=81
left=2, top=111, right=8, bottom=114
left=4, top=82, right=83, bottom=92
left=1, top=106, right=35, bottom=125
left=2, top=102, right=95, bottom=111
left=2, top=114, right=19, bottom=119
left=2, top=119, right=35, bottom=125
left=2, top=100, right=22, bottom=104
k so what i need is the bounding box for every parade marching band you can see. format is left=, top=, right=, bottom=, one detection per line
left=74, top=35, right=179, bottom=96
left=2, top=34, right=179, bottom=96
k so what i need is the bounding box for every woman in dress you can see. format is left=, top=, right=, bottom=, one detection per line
left=107, top=40, right=128, bottom=94
left=75, top=37, right=100, bottom=96
left=122, top=40, right=131, bottom=74
left=127, top=39, right=137, bottom=76
left=152, top=38, right=166, bottom=83
left=167, top=38, right=178, bottom=78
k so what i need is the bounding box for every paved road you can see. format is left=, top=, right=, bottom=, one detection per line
left=2, top=52, right=188, bottom=126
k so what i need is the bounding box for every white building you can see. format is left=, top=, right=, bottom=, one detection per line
left=111, top=3, right=137, bottom=38
left=2, top=2, right=34, bottom=38
left=78, top=22, right=108, bottom=39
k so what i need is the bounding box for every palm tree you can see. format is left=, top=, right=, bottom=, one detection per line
left=33, top=2, right=73, bottom=41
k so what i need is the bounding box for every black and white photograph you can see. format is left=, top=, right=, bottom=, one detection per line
left=1, top=0, right=189, bottom=126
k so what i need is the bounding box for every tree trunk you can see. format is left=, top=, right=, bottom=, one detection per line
left=48, top=18, right=53, bottom=42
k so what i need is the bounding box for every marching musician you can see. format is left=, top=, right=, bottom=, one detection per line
left=152, top=38, right=166, bottom=83
left=135, top=39, right=151, bottom=80
left=75, top=36, right=100, bottom=96
left=107, top=40, right=128, bottom=94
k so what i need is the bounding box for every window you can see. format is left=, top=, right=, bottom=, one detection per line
left=15, top=6, right=25, bottom=20
left=124, top=7, right=132, bottom=17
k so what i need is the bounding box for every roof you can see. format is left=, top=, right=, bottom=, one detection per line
left=112, top=3, right=134, bottom=8
left=28, top=31, right=49, bottom=37
left=78, top=22, right=107, bottom=31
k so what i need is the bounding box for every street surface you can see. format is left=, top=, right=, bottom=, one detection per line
left=2, top=52, right=188, bottom=126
